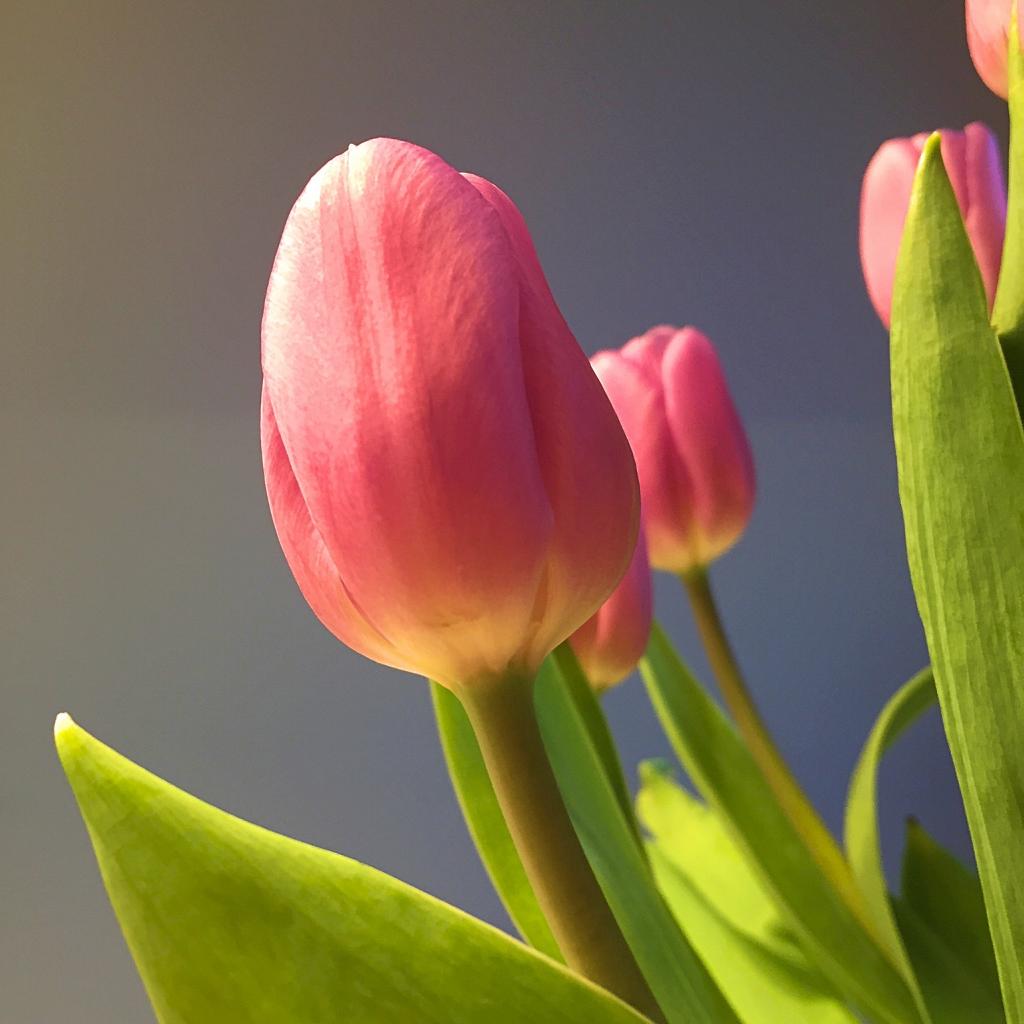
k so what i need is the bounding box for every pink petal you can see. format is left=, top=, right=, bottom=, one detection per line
left=261, top=389, right=404, bottom=669
left=571, top=528, right=652, bottom=689
left=466, top=174, right=641, bottom=663
left=859, top=137, right=923, bottom=328
left=966, top=0, right=1013, bottom=99
left=262, top=139, right=553, bottom=685
left=591, top=344, right=695, bottom=572
left=662, top=328, right=755, bottom=565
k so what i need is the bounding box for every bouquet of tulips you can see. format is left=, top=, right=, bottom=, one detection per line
left=56, top=3, right=1024, bottom=1022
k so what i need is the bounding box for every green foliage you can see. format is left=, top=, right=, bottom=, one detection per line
left=55, top=714, right=651, bottom=1024
left=890, top=133, right=1024, bottom=1021
left=640, top=624, right=920, bottom=1024
left=637, top=761, right=858, bottom=1024
left=901, top=821, right=999, bottom=992
left=435, top=654, right=739, bottom=1024
left=993, top=2, right=1024, bottom=402
left=843, top=668, right=935, bottom=1019
left=431, top=682, right=562, bottom=959
left=893, top=822, right=1003, bottom=1023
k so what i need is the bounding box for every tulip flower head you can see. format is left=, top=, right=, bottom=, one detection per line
left=966, top=0, right=1018, bottom=99
left=570, top=528, right=652, bottom=690
left=261, top=139, right=640, bottom=690
left=591, top=327, right=755, bottom=575
left=860, top=123, right=1006, bottom=328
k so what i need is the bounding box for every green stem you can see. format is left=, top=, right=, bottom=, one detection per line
left=680, top=567, right=877, bottom=940
left=458, top=670, right=663, bottom=1021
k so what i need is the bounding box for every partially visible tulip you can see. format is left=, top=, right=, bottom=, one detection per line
left=860, top=123, right=1006, bottom=328
left=570, top=528, right=652, bottom=690
left=966, top=0, right=1017, bottom=99
left=591, top=327, right=755, bottom=575
left=262, top=138, right=639, bottom=689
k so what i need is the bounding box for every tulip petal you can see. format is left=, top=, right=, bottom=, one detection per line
left=860, top=138, right=923, bottom=328
left=571, top=530, right=652, bottom=689
left=262, top=139, right=553, bottom=685
left=261, top=389, right=403, bottom=669
left=662, top=329, right=755, bottom=565
left=966, top=0, right=1013, bottom=99
left=961, top=121, right=1007, bottom=309
left=591, top=347, right=695, bottom=572
left=465, top=175, right=641, bottom=662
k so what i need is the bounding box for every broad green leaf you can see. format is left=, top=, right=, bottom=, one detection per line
left=993, top=2, right=1024, bottom=402
left=431, top=682, right=562, bottom=959
left=648, top=849, right=857, bottom=1024
left=535, top=655, right=740, bottom=1024
left=843, top=668, right=935, bottom=1019
left=892, top=900, right=1005, bottom=1024
left=901, top=821, right=1001, bottom=1006
left=638, top=762, right=858, bottom=1024
left=891, top=132, right=1024, bottom=1021
left=55, top=714, right=652, bottom=1024
left=637, top=760, right=803, bottom=963
left=640, top=624, right=919, bottom=1024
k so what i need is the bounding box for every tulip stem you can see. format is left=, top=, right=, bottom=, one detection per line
left=680, top=566, right=875, bottom=937
left=457, top=671, right=663, bottom=1021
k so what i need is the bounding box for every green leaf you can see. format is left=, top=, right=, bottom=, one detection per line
left=892, top=900, right=1005, bottom=1024
left=890, top=132, right=1024, bottom=1021
left=550, top=644, right=642, bottom=848
left=640, top=624, right=920, bottom=1024
left=55, top=714, right=652, bottom=1024
left=431, top=682, right=562, bottom=959
left=638, top=762, right=858, bottom=1024
left=638, top=760, right=803, bottom=963
left=993, top=1, right=1024, bottom=403
left=535, top=655, right=740, bottom=1024
left=843, top=668, right=935, bottom=1018
left=901, top=821, right=1001, bottom=1011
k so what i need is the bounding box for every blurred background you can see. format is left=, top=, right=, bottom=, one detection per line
left=3, top=0, right=1005, bottom=1019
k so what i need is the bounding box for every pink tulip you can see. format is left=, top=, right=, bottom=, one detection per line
left=966, top=0, right=1018, bottom=99
left=860, top=123, right=1006, bottom=328
left=591, top=327, right=755, bottom=575
left=261, top=139, right=639, bottom=689
left=570, top=528, right=652, bottom=690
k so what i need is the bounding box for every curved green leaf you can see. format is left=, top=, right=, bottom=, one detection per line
left=431, top=682, right=562, bottom=959
left=843, top=668, right=935, bottom=1019
left=550, top=644, right=642, bottom=848
left=535, top=655, right=740, bottom=1024
left=892, top=900, right=1004, bottom=1024
left=900, top=821, right=1001, bottom=1018
left=640, top=624, right=919, bottom=1024
left=992, top=2, right=1024, bottom=404
left=638, top=761, right=858, bottom=1024
left=55, top=714, right=652, bottom=1024
left=891, top=132, right=1024, bottom=1022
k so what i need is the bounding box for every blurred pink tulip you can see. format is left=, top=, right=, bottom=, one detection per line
left=860, top=123, right=1006, bottom=328
left=966, top=0, right=1017, bottom=98
left=570, top=529, right=652, bottom=690
left=591, top=327, right=755, bottom=575
left=262, top=138, right=639, bottom=688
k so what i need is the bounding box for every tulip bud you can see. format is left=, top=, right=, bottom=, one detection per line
left=591, top=327, right=755, bottom=575
left=860, top=123, right=1006, bottom=328
left=261, top=139, right=639, bottom=689
left=570, top=528, right=652, bottom=690
left=966, top=0, right=1018, bottom=99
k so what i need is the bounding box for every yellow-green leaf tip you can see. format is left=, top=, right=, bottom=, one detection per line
left=53, top=711, right=85, bottom=768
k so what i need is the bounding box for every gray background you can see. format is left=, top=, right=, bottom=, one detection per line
left=4, top=1, right=1003, bottom=1020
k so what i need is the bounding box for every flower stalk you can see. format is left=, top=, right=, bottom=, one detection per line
left=457, top=670, right=663, bottom=1021
left=680, top=566, right=877, bottom=941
